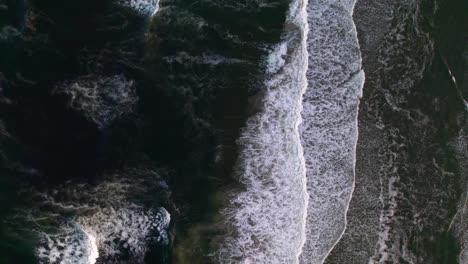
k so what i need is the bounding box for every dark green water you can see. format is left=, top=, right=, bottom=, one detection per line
left=0, top=0, right=466, bottom=263
left=0, top=0, right=288, bottom=263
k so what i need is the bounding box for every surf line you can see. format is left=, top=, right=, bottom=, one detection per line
left=212, top=0, right=311, bottom=262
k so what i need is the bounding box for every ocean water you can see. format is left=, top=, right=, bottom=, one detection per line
left=28, top=169, right=171, bottom=263
left=299, top=0, right=364, bottom=262
left=211, top=1, right=309, bottom=262
left=326, top=0, right=468, bottom=263
left=0, top=1, right=172, bottom=263
left=0, top=0, right=466, bottom=263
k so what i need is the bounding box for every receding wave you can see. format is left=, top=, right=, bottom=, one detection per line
left=450, top=124, right=467, bottom=264
left=299, top=0, right=364, bottom=263
left=211, top=1, right=309, bottom=263
left=327, top=0, right=466, bottom=262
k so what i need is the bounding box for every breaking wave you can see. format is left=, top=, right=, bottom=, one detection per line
left=5, top=167, right=171, bottom=264
left=116, top=0, right=160, bottom=16
left=212, top=1, right=309, bottom=263
left=212, top=0, right=365, bottom=262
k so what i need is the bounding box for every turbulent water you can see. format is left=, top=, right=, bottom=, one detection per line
left=117, top=0, right=159, bottom=16
left=28, top=168, right=171, bottom=263
left=212, top=2, right=309, bottom=262
left=0, top=1, right=173, bottom=263
left=213, top=0, right=466, bottom=263
left=213, top=0, right=364, bottom=262
left=5, top=166, right=171, bottom=263
left=299, top=0, right=364, bottom=262
left=325, top=0, right=468, bottom=263
left=0, top=0, right=466, bottom=263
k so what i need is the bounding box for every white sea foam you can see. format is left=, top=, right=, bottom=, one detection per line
left=265, top=42, right=288, bottom=74
left=212, top=1, right=309, bottom=263
left=53, top=75, right=138, bottom=129
left=36, top=207, right=170, bottom=264
left=83, top=231, right=99, bottom=264
left=36, top=225, right=91, bottom=264
left=22, top=168, right=171, bottom=264
left=299, top=0, right=364, bottom=263
left=80, top=207, right=170, bottom=263
left=116, top=0, right=160, bottom=16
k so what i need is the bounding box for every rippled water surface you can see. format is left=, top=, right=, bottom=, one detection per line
left=0, top=0, right=466, bottom=263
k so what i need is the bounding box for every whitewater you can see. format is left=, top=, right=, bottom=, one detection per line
left=212, top=0, right=309, bottom=262
left=33, top=170, right=171, bottom=264
left=300, top=0, right=364, bottom=263
left=214, top=0, right=364, bottom=262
